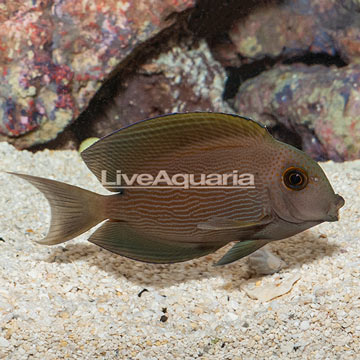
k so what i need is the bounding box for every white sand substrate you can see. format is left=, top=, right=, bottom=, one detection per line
left=0, top=141, right=359, bottom=359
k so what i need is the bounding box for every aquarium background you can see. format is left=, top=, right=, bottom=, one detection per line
left=0, top=1, right=359, bottom=359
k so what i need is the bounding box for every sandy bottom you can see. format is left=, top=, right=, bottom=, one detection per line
left=0, top=142, right=359, bottom=359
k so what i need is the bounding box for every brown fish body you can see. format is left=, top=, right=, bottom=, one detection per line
left=10, top=112, right=345, bottom=265
left=107, top=147, right=269, bottom=241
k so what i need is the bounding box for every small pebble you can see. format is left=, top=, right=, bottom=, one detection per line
left=300, top=321, right=310, bottom=331
left=0, top=337, right=9, bottom=347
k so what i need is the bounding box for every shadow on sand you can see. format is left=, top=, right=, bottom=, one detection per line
left=42, top=229, right=341, bottom=291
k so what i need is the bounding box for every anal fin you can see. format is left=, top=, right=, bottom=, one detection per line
left=89, top=220, right=222, bottom=264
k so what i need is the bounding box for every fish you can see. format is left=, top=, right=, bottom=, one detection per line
left=9, top=112, right=345, bottom=266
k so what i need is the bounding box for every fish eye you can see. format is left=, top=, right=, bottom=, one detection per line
left=282, top=167, right=308, bottom=191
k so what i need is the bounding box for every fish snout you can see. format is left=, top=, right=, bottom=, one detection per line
left=325, top=194, right=345, bottom=222
left=335, top=194, right=345, bottom=210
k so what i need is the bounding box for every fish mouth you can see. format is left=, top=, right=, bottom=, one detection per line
left=335, top=194, right=345, bottom=209
left=324, top=194, right=345, bottom=222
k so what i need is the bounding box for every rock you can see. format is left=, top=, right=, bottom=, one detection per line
left=248, top=248, right=286, bottom=275
left=74, top=38, right=232, bottom=140
left=212, top=0, right=360, bottom=66
left=207, top=0, right=360, bottom=161
left=241, top=273, right=301, bottom=302
left=234, top=64, right=360, bottom=161
left=0, top=0, right=195, bottom=148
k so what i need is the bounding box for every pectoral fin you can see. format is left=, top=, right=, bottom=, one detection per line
left=89, top=220, right=222, bottom=264
left=215, top=240, right=269, bottom=266
left=197, top=215, right=271, bottom=231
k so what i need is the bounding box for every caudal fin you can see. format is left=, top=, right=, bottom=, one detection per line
left=9, top=173, right=106, bottom=245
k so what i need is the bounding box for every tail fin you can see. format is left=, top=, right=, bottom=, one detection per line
left=9, top=172, right=106, bottom=245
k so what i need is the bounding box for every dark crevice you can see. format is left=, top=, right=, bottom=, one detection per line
left=223, top=51, right=348, bottom=101
left=223, top=68, right=242, bottom=101
left=223, top=57, right=277, bottom=100
left=188, top=0, right=281, bottom=38
left=267, top=123, right=303, bottom=151
left=282, top=51, right=348, bottom=67
left=266, top=121, right=340, bottom=162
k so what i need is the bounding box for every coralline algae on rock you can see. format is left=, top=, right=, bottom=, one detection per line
left=0, top=0, right=195, bottom=148
left=234, top=64, right=360, bottom=161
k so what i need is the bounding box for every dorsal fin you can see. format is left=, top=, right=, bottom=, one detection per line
left=81, top=112, right=271, bottom=192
